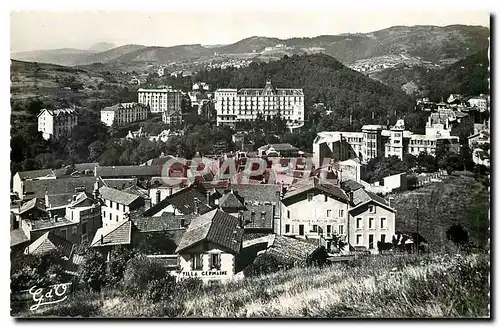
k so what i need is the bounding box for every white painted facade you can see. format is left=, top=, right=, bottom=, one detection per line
left=137, top=88, right=182, bottom=114
left=37, top=109, right=78, bottom=140
left=101, top=198, right=132, bottom=227
left=349, top=203, right=395, bottom=253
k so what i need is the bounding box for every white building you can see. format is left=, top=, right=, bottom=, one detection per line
left=37, top=108, right=78, bottom=140
left=468, top=96, right=489, bottom=112
left=100, top=103, right=149, bottom=127
left=98, top=186, right=145, bottom=227
left=175, top=208, right=244, bottom=283
left=214, top=80, right=304, bottom=127
left=137, top=87, right=182, bottom=114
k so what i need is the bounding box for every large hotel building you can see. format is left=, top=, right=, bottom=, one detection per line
left=137, top=87, right=183, bottom=125
left=214, top=81, right=304, bottom=127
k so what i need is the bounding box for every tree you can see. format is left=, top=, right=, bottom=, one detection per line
left=78, top=248, right=107, bottom=292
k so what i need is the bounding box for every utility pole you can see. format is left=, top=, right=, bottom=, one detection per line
left=416, top=198, right=420, bottom=256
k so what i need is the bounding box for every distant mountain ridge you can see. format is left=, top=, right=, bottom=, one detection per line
left=11, top=24, right=489, bottom=67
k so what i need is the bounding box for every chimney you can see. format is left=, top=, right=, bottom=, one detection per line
left=72, top=195, right=77, bottom=202
left=194, top=199, right=200, bottom=214
left=101, top=234, right=104, bottom=245
left=238, top=210, right=244, bottom=228
left=54, top=215, right=58, bottom=222
left=168, top=186, right=173, bottom=196
left=206, top=191, right=211, bottom=206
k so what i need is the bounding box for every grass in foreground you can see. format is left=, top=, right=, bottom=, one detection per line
left=22, top=252, right=489, bottom=318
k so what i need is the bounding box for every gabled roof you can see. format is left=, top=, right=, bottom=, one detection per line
left=19, top=198, right=47, bottom=214
left=142, top=183, right=212, bottom=216
left=242, top=204, right=274, bottom=230
left=350, top=188, right=395, bottom=212
left=25, top=231, right=74, bottom=257
left=258, top=143, right=299, bottom=152
left=22, top=176, right=100, bottom=200
left=99, top=186, right=141, bottom=206
left=96, top=165, right=163, bottom=178
left=16, top=169, right=55, bottom=180
left=218, top=191, right=246, bottom=210
left=46, top=193, right=76, bottom=209
left=90, top=220, right=133, bottom=247
left=175, top=209, right=244, bottom=254
left=70, top=191, right=96, bottom=207
left=212, top=184, right=281, bottom=203
left=282, top=177, right=349, bottom=206
left=11, top=229, right=29, bottom=247
left=102, top=178, right=138, bottom=190
left=37, top=108, right=77, bottom=117
left=132, top=212, right=196, bottom=232
left=249, top=235, right=320, bottom=266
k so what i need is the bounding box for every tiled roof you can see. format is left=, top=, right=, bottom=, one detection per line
left=340, top=180, right=365, bottom=193
left=17, top=169, right=55, bottom=180
left=90, top=220, right=133, bottom=247
left=70, top=191, right=95, bottom=207
left=10, top=229, right=29, bottom=247
left=350, top=188, right=394, bottom=211
left=20, top=198, right=47, bottom=214
left=102, top=178, right=138, bottom=190
left=282, top=177, right=349, bottom=205
left=132, top=212, right=196, bottom=232
left=22, top=176, right=99, bottom=200
left=99, top=186, right=141, bottom=205
left=96, top=165, right=163, bottom=178
left=250, top=235, right=319, bottom=266
left=242, top=204, right=274, bottom=230
left=38, top=108, right=77, bottom=117
left=142, top=183, right=212, bottom=216
left=176, top=209, right=244, bottom=254
left=214, top=184, right=281, bottom=203
left=218, top=191, right=246, bottom=209
left=46, top=193, right=75, bottom=209
left=26, top=231, right=74, bottom=257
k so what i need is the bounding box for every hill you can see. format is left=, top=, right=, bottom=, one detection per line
left=10, top=25, right=489, bottom=68
left=195, top=53, right=414, bottom=127
left=11, top=48, right=95, bottom=66
left=88, top=42, right=116, bottom=52
left=392, top=173, right=489, bottom=249
left=21, top=252, right=489, bottom=317
left=371, top=48, right=489, bottom=100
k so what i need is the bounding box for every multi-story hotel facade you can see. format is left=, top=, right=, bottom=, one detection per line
left=100, top=102, right=149, bottom=127
left=37, top=108, right=79, bottom=140
left=214, top=81, right=304, bottom=127
left=137, top=87, right=182, bottom=114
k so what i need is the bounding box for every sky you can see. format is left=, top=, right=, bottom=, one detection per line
left=10, top=8, right=490, bottom=53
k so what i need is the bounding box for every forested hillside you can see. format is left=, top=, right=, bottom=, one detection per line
left=372, top=48, right=489, bottom=100
left=195, top=53, right=415, bottom=130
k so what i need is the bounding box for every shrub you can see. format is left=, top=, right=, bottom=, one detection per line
left=122, top=255, right=172, bottom=298
left=106, top=246, right=137, bottom=286
left=77, top=248, right=107, bottom=292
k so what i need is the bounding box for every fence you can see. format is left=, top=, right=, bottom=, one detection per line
left=416, top=170, right=448, bottom=187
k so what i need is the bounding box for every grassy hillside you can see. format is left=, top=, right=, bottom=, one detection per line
left=392, top=174, right=490, bottom=250
left=21, top=253, right=489, bottom=318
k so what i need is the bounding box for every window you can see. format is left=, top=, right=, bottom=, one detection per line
left=356, top=217, right=362, bottom=229
left=156, top=190, right=161, bottom=204
left=299, top=225, right=305, bottom=236
left=324, top=194, right=328, bottom=202
left=60, top=228, right=67, bottom=240
left=116, top=215, right=119, bottom=222
left=82, top=222, right=87, bottom=234
left=191, top=254, right=203, bottom=270
left=312, top=224, right=318, bottom=232
left=338, top=224, right=344, bottom=235
left=251, top=211, right=256, bottom=221
left=287, top=210, right=290, bottom=219
left=72, top=226, right=77, bottom=235
left=339, top=209, right=344, bottom=217
left=210, top=253, right=221, bottom=270
left=369, top=217, right=374, bottom=229
left=326, top=225, right=332, bottom=234
left=180, top=218, right=186, bottom=227
left=307, top=193, right=314, bottom=202
left=368, top=205, right=376, bottom=214
left=285, top=224, right=290, bottom=233
left=380, top=217, right=387, bottom=229
left=326, top=209, right=332, bottom=217
left=109, top=213, right=112, bottom=221
left=356, top=234, right=362, bottom=245
left=369, top=234, right=374, bottom=249
left=381, top=234, right=386, bottom=243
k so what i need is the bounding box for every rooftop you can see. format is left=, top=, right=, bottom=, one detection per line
left=351, top=188, right=394, bottom=211
left=99, top=186, right=141, bottom=205
left=22, top=176, right=100, bottom=200
left=282, top=177, right=349, bottom=205
left=96, top=165, right=163, bottom=178
left=25, top=231, right=74, bottom=257
left=19, top=198, right=47, bottom=214
left=16, top=169, right=55, bottom=180
left=175, top=208, right=244, bottom=254
left=91, top=220, right=133, bottom=247
left=132, top=212, right=196, bottom=232
left=143, top=183, right=212, bottom=216
left=38, top=108, right=77, bottom=117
